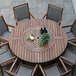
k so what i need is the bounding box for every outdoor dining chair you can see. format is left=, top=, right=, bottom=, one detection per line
left=62, top=19, right=76, bottom=41
left=38, top=62, right=72, bottom=76
left=0, top=16, right=15, bottom=40
left=60, top=41, right=76, bottom=76
left=0, top=40, right=16, bottom=76
left=0, top=37, right=8, bottom=52
left=13, top=3, right=34, bottom=25
left=6, top=58, right=39, bottom=76
left=42, top=4, right=63, bottom=25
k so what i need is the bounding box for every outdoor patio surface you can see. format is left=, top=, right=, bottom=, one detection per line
left=0, top=0, right=76, bottom=76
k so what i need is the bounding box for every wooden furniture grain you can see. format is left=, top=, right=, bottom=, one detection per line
left=9, top=19, right=67, bottom=63
left=0, top=37, right=8, bottom=47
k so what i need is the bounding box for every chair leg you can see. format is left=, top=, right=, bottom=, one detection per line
left=59, top=22, right=61, bottom=25
left=71, top=65, right=75, bottom=76
left=0, top=40, right=1, bottom=44
left=16, top=22, right=18, bottom=25
left=0, top=67, right=4, bottom=76
left=72, top=69, right=74, bottom=76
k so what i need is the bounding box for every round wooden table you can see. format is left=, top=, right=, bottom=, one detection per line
left=9, top=19, right=67, bottom=63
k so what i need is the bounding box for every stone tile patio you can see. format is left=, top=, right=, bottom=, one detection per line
left=0, top=0, right=76, bottom=76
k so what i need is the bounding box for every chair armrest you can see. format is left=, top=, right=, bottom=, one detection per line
left=58, top=18, right=62, bottom=25
left=7, top=24, right=15, bottom=28
left=6, top=70, right=18, bottom=76
left=42, top=13, right=47, bottom=19
left=9, top=58, right=18, bottom=72
left=60, top=70, right=71, bottom=76
left=61, top=24, right=73, bottom=28
left=0, top=56, right=16, bottom=65
left=67, top=41, right=76, bottom=54
left=68, top=41, right=76, bottom=47
left=68, top=37, right=76, bottom=41
left=60, top=56, right=76, bottom=65
left=0, top=42, right=8, bottom=48
left=59, top=57, right=73, bottom=76
left=0, top=36, right=8, bottom=42
left=0, top=36, right=8, bottom=47
left=0, top=49, right=9, bottom=55
left=68, top=37, right=76, bottom=43
left=14, top=17, right=19, bottom=25
left=59, top=57, right=68, bottom=72
left=30, top=13, right=35, bottom=19
left=5, top=58, right=18, bottom=76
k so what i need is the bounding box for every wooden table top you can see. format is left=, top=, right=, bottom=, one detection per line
left=9, top=19, right=67, bottom=63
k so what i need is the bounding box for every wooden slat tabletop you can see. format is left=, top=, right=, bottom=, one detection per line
left=9, top=19, right=67, bottom=63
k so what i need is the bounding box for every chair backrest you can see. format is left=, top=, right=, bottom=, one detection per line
left=46, top=4, right=63, bottom=22
left=44, top=65, right=60, bottom=76
left=13, top=3, right=30, bottom=21
left=16, top=63, right=33, bottom=76
left=38, top=64, right=60, bottom=76
left=0, top=51, right=12, bottom=63
left=67, top=42, right=76, bottom=51
left=0, top=16, right=8, bottom=36
left=71, top=19, right=76, bottom=36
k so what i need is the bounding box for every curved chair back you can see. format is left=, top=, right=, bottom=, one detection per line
left=16, top=64, right=33, bottom=76
left=46, top=4, right=63, bottom=22
left=60, top=41, right=76, bottom=70
left=71, top=19, right=76, bottom=36
left=13, top=3, right=30, bottom=21
left=16, top=63, right=39, bottom=76
left=44, top=64, right=60, bottom=76
left=0, top=16, right=8, bottom=36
